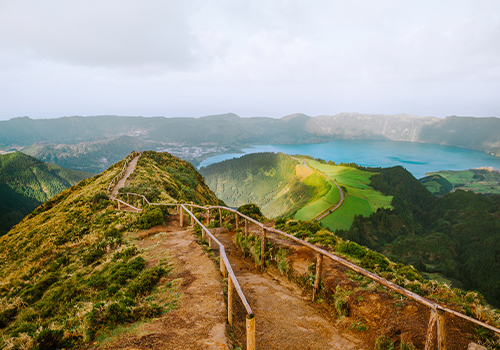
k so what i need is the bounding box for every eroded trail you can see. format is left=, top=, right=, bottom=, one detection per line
left=111, top=155, right=139, bottom=196
left=91, top=216, right=230, bottom=350
left=214, top=228, right=368, bottom=350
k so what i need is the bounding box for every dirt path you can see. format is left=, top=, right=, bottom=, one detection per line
left=92, top=216, right=230, bottom=350
left=112, top=155, right=140, bottom=196
left=214, top=228, right=368, bottom=350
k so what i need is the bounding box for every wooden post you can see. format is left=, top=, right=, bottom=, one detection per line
left=228, top=276, right=234, bottom=327
left=206, top=209, right=210, bottom=226
left=180, top=208, right=184, bottom=227
left=127, top=193, right=129, bottom=202
left=209, top=236, right=212, bottom=248
left=235, top=213, right=238, bottom=229
left=117, top=200, right=121, bottom=210
left=245, top=219, right=248, bottom=238
left=312, top=254, right=323, bottom=301
left=425, top=308, right=438, bottom=350
left=176, top=204, right=179, bottom=213
left=437, top=309, right=446, bottom=350
left=219, top=208, right=222, bottom=227
left=142, top=197, right=145, bottom=206
left=220, top=255, right=226, bottom=277
left=260, top=227, right=266, bottom=267
left=246, top=314, right=256, bottom=350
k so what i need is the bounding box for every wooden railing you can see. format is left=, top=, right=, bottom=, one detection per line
left=115, top=189, right=500, bottom=349
left=106, top=151, right=140, bottom=195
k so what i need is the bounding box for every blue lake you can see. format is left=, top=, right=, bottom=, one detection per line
left=198, top=140, right=500, bottom=179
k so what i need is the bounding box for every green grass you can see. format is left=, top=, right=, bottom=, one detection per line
left=297, top=160, right=392, bottom=229
left=295, top=198, right=331, bottom=221
left=295, top=179, right=340, bottom=221
left=320, top=196, right=373, bottom=231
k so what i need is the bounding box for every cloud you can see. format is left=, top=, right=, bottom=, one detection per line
left=0, top=0, right=499, bottom=119
left=0, top=0, right=203, bottom=70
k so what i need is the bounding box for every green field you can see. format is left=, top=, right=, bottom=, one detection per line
left=295, top=179, right=339, bottom=221
left=424, top=169, right=500, bottom=195
left=293, top=160, right=393, bottom=230
left=320, top=196, right=374, bottom=231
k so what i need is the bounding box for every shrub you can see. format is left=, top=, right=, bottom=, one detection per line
left=375, top=335, right=394, bottom=350
left=337, top=242, right=367, bottom=259
left=237, top=203, right=264, bottom=220
left=36, top=328, right=66, bottom=350
left=137, top=207, right=164, bottom=229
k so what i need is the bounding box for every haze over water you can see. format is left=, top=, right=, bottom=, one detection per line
left=198, top=140, right=500, bottom=179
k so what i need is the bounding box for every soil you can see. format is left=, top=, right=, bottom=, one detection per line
left=231, top=222, right=481, bottom=350
left=87, top=216, right=230, bottom=350
left=214, top=227, right=368, bottom=350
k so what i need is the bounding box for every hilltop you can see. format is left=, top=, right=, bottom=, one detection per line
left=1, top=113, right=499, bottom=171
left=0, top=151, right=220, bottom=349
left=0, top=152, right=92, bottom=236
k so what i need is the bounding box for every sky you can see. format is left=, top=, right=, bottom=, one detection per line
left=0, top=0, right=499, bottom=121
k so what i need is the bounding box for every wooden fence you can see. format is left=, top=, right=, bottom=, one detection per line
left=116, top=193, right=500, bottom=350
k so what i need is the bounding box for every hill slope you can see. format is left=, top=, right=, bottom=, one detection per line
left=0, top=152, right=93, bottom=236
left=0, top=151, right=220, bottom=349
left=199, top=152, right=331, bottom=218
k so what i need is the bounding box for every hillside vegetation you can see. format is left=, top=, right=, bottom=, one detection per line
left=200, top=152, right=327, bottom=218
left=0, top=152, right=92, bottom=236
left=0, top=151, right=219, bottom=349
left=337, top=166, right=500, bottom=308
left=200, top=153, right=393, bottom=230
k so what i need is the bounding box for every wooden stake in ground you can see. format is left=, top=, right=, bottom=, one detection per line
left=228, top=276, right=234, bottom=327
left=180, top=207, right=184, bottom=227
left=261, top=227, right=266, bottom=267
left=246, top=314, right=256, bottom=350
left=219, top=208, right=223, bottom=227
left=312, top=253, right=323, bottom=301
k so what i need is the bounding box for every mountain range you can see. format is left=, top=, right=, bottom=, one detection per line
left=1, top=113, right=499, bottom=172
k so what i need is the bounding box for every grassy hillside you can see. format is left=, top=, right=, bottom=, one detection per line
left=0, top=152, right=92, bottom=236
left=0, top=151, right=220, bottom=349
left=201, top=153, right=393, bottom=230
left=299, top=159, right=393, bottom=230
left=199, top=152, right=328, bottom=218
left=336, top=166, right=500, bottom=308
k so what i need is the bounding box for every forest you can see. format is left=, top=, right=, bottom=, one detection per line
left=0, top=152, right=92, bottom=236
left=336, top=166, right=500, bottom=307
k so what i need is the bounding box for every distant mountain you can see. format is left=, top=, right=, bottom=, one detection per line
left=1, top=113, right=499, bottom=171
left=21, top=136, right=163, bottom=173
left=0, top=152, right=93, bottom=236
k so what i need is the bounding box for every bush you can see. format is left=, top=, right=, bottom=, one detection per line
left=137, top=207, right=164, bottom=229
left=375, top=335, right=394, bottom=350
left=337, top=242, right=367, bottom=260
left=237, top=203, right=264, bottom=220
left=36, top=328, right=66, bottom=350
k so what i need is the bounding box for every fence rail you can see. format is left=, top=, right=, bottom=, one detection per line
left=114, top=188, right=500, bottom=350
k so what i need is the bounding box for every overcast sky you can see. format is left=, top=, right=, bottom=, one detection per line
left=1, top=0, right=499, bottom=120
